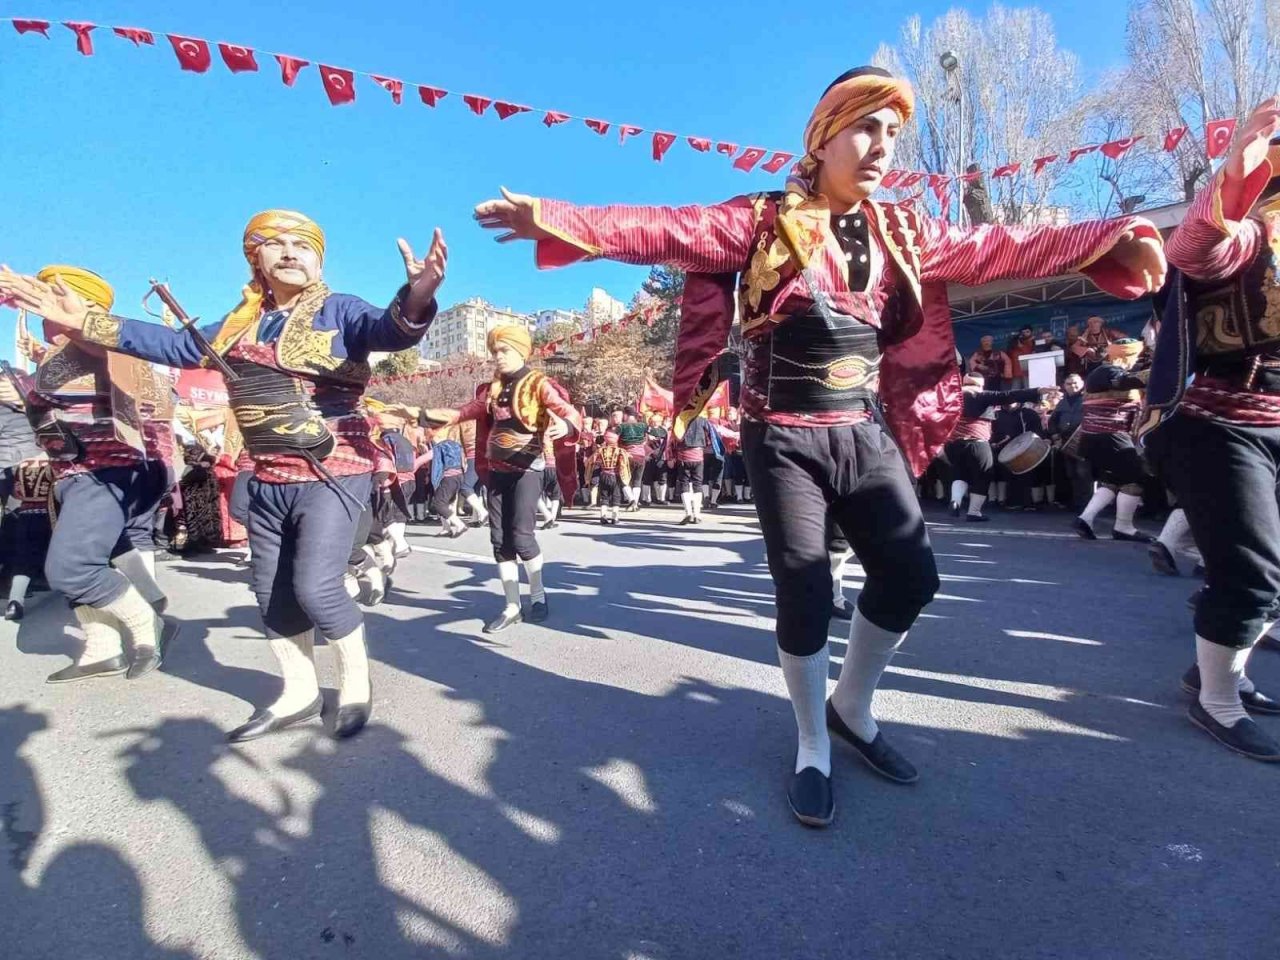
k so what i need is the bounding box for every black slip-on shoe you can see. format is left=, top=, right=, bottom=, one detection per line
left=127, top=617, right=181, bottom=681
left=483, top=609, right=523, bottom=635
left=827, top=700, right=919, bottom=784
left=830, top=600, right=855, bottom=622
left=1148, top=541, right=1180, bottom=576
left=4, top=600, right=23, bottom=622
left=227, top=694, right=324, bottom=743
left=526, top=600, right=549, bottom=624
left=966, top=514, right=991, bottom=523
left=333, top=688, right=372, bottom=741
left=950, top=502, right=962, bottom=518
left=1113, top=529, right=1155, bottom=543
left=46, top=655, right=129, bottom=684
left=787, top=766, right=834, bottom=828
left=1073, top=517, right=1097, bottom=540
left=1187, top=701, right=1280, bottom=761
left=1179, top=665, right=1280, bottom=715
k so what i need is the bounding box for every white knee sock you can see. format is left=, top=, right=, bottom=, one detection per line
left=1114, top=492, right=1141, bottom=535
left=388, top=522, right=409, bottom=552
left=693, top=491, right=704, bottom=518
left=1196, top=635, right=1252, bottom=727
left=497, top=560, right=521, bottom=615
left=709, top=486, right=721, bottom=505
left=100, top=585, right=160, bottom=653
left=267, top=630, right=320, bottom=714
left=1159, top=508, right=1191, bottom=552
left=996, top=481, right=1008, bottom=503
left=777, top=644, right=832, bottom=776
left=74, top=605, right=124, bottom=664
left=524, top=554, right=546, bottom=604
left=1080, top=487, right=1116, bottom=527
left=1031, top=487, right=1045, bottom=504
left=537, top=497, right=552, bottom=523
left=742, top=484, right=752, bottom=501
left=987, top=482, right=998, bottom=500
left=830, top=611, right=908, bottom=743
left=8, top=574, right=31, bottom=604
left=967, top=493, right=987, bottom=517
left=331, top=624, right=370, bottom=707
left=550, top=501, right=560, bottom=522
left=949, top=480, right=969, bottom=506
left=466, top=493, right=488, bottom=523
left=343, top=573, right=360, bottom=599
left=112, top=548, right=165, bottom=607
left=829, top=550, right=852, bottom=606
left=680, top=491, right=694, bottom=517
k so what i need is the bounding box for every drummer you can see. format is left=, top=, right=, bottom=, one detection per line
left=1000, top=394, right=1056, bottom=510
left=944, top=375, right=1054, bottom=522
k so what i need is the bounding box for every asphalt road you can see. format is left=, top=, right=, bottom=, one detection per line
left=2, top=500, right=1277, bottom=960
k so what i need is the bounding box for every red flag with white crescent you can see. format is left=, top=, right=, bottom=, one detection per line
left=218, top=43, right=259, bottom=73
left=1163, top=126, right=1188, bottom=152
left=463, top=94, right=492, bottom=115
left=652, top=132, right=677, bottom=162
left=64, top=22, right=96, bottom=56
left=168, top=35, right=212, bottom=73
left=543, top=111, right=571, bottom=127
left=733, top=147, right=767, bottom=172
left=716, top=142, right=739, bottom=157
left=320, top=65, right=357, bottom=105
left=761, top=151, right=795, bottom=174
left=13, top=20, right=51, bottom=37
left=992, top=162, right=1021, bottom=178
left=1032, top=155, right=1059, bottom=176
left=372, top=76, right=404, bottom=104
left=113, top=27, right=154, bottom=45
left=687, top=137, right=711, bottom=152
left=275, top=54, right=309, bottom=86
left=618, top=125, right=643, bottom=144
left=585, top=119, right=610, bottom=135
left=1100, top=136, right=1142, bottom=160
left=1205, top=118, right=1237, bottom=159
left=495, top=102, right=531, bottom=120
left=1068, top=145, right=1098, bottom=164
left=880, top=170, right=904, bottom=188
left=418, top=85, right=446, bottom=107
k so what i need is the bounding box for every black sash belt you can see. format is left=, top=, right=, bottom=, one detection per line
left=766, top=309, right=882, bottom=413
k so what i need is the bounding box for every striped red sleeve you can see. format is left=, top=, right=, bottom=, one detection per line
left=532, top=196, right=758, bottom=272
left=917, top=213, right=1161, bottom=300
left=455, top=396, right=487, bottom=424
left=539, top=378, right=582, bottom=435
left=1166, top=167, right=1266, bottom=281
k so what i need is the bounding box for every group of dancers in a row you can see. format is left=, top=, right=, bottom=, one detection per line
left=2, top=67, right=1276, bottom=830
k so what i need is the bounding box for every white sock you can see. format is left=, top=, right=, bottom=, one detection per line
left=1046, top=484, right=1056, bottom=502
left=524, top=554, right=546, bottom=604
left=1080, top=487, right=1116, bottom=527
left=550, top=501, right=560, bottom=522
left=8, top=574, right=31, bottom=604
left=599, top=505, right=607, bottom=519
left=996, top=481, right=1008, bottom=502
left=693, top=492, right=704, bottom=518
left=466, top=493, right=489, bottom=523
left=1031, top=487, right=1045, bottom=504
left=742, top=484, right=751, bottom=500
left=1114, top=492, right=1141, bottom=535
left=1159, top=508, right=1191, bottom=552
left=267, top=630, right=320, bottom=714
left=389, top=522, right=409, bottom=552
left=343, top=573, right=360, bottom=599
left=1196, top=635, right=1252, bottom=727
left=710, top=487, right=721, bottom=505
left=949, top=480, right=969, bottom=506
left=967, top=494, right=987, bottom=517
left=100, top=584, right=160, bottom=653
left=830, top=611, right=908, bottom=742
left=73, top=605, right=124, bottom=664
left=829, top=550, right=852, bottom=606
left=362, top=566, right=386, bottom=604
left=112, top=548, right=165, bottom=607
left=498, top=560, right=521, bottom=615
left=331, top=624, right=370, bottom=707
left=680, top=491, right=694, bottom=517
left=538, top=498, right=553, bottom=523
left=655, top=482, right=667, bottom=502
left=777, top=644, right=832, bottom=776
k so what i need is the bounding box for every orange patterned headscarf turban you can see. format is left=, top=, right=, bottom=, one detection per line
left=486, top=324, right=532, bottom=360
left=218, top=209, right=327, bottom=344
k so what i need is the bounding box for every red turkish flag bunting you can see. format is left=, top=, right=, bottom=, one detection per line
left=320, top=65, right=356, bottom=105
left=1163, top=126, right=1188, bottom=152
left=218, top=43, right=259, bottom=73
left=716, top=142, right=739, bottom=157
left=543, top=111, right=570, bottom=127
left=113, top=27, right=154, bottom=45
left=1067, top=145, right=1098, bottom=164
left=761, top=151, right=795, bottom=174
left=372, top=76, right=404, bottom=104
left=585, top=119, right=610, bottom=135
left=495, top=102, right=531, bottom=120
left=652, top=132, right=677, bottom=162
left=1032, top=155, right=1059, bottom=176
left=1205, top=118, right=1237, bottom=159
left=275, top=54, right=309, bottom=86
left=64, top=22, right=96, bottom=56
left=463, top=95, right=492, bottom=115
left=992, top=162, right=1021, bottom=178
left=168, top=35, right=212, bottom=73
left=418, top=86, right=446, bottom=107
left=13, top=20, right=50, bottom=37
left=687, top=137, right=711, bottom=152
left=733, top=147, right=768, bottom=172
left=619, top=125, right=643, bottom=144
left=1100, top=136, right=1142, bottom=160
left=897, top=172, right=926, bottom=189
left=880, top=170, right=904, bottom=188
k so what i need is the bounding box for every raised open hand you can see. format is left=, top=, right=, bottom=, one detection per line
left=1226, top=95, right=1280, bottom=182
left=399, top=229, right=448, bottom=311
left=1111, top=232, right=1167, bottom=294
left=473, top=187, right=552, bottom=244
left=0, top=267, right=90, bottom=332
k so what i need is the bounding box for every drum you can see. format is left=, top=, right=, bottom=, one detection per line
left=997, top=431, right=1051, bottom=475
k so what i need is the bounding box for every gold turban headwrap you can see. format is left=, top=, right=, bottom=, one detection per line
left=220, top=210, right=327, bottom=342
left=792, top=67, right=915, bottom=184
left=486, top=324, right=532, bottom=360
left=36, top=265, right=114, bottom=310
left=1107, top=338, right=1144, bottom=361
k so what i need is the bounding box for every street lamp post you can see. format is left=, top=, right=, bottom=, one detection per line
left=939, top=50, right=966, bottom=226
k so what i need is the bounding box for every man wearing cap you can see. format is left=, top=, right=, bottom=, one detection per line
left=426, top=324, right=581, bottom=634
left=3, top=267, right=177, bottom=682
left=1, top=212, right=447, bottom=742
left=1073, top=338, right=1151, bottom=542
left=1140, top=98, right=1280, bottom=761
left=474, top=65, right=1166, bottom=827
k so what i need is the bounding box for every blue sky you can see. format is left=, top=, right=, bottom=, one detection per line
left=0, top=1, right=1130, bottom=360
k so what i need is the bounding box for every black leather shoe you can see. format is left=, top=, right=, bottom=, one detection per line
left=678, top=516, right=694, bottom=526
left=1179, top=665, right=1280, bottom=715
left=483, top=609, right=523, bottom=634
left=527, top=600, right=549, bottom=624
left=127, top=617, right=181, bottom=681
left=1193, top=563, right=1206, bottom=578
left=333, top=690, right=372, bottom=740
left=1148, top=541, right=1179, bottom=576
left=227, top=694, right=323, bottom=743
left=1073, top=517, right=1097, bottom=540
left=831, top=599, right=854, bottom=622
left=1187, top=700, right=1280, bottom=761
left=46, top=655, right=129, bottom=684
left=787, top=766, right=834, bottom=827
left=827, top=700, right=919, bottom=783
left=950, top=502, right=962, bottom=518
left=4, top=600, right=24, bottom=622
left=1113, top=529, right=1154, bottom=543
left=966, top=514, right=990, bottom=523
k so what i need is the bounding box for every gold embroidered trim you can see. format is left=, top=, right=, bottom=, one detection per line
left=82, top=311, right=122, bottom=349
